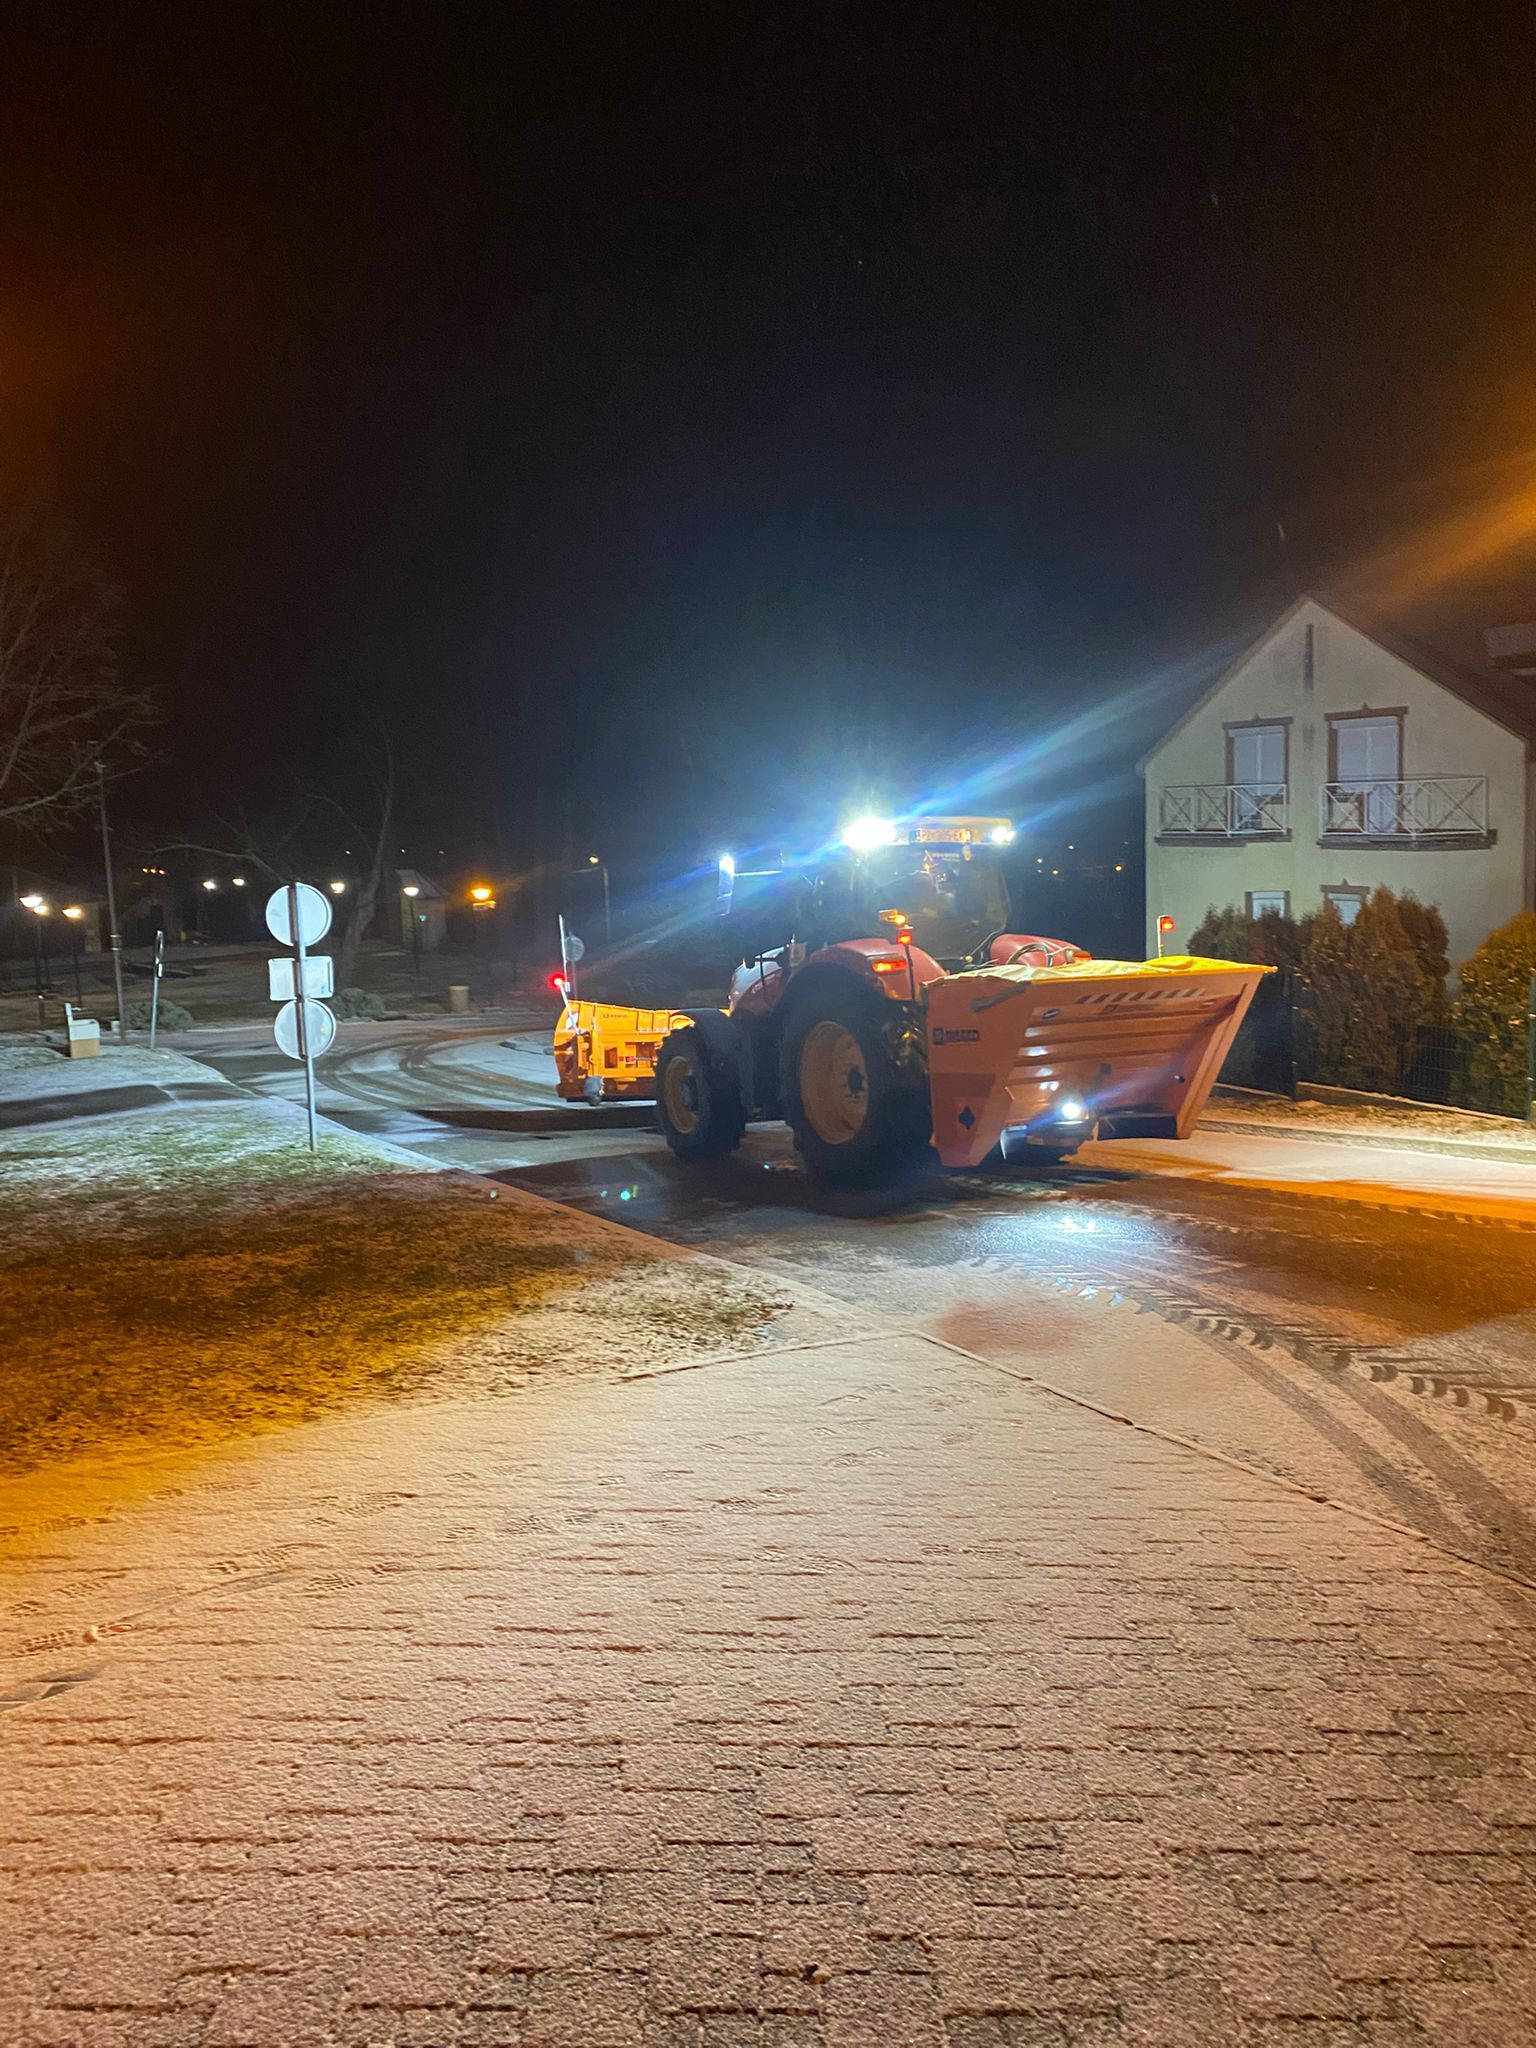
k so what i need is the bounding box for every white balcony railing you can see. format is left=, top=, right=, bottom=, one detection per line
left=1158, top=783, right=1289, bottom=838
left=1319, top=776, right=1489, bottom=840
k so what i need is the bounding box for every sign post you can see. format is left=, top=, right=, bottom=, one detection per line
left=557, top=915, right=585, bottom=1000
left=148, top=930, right=165, bottom=1049
left=265, top=883, right=335, bottom=1151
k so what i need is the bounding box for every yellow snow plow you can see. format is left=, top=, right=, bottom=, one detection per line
left=553, top=996, right=692, bottom=1104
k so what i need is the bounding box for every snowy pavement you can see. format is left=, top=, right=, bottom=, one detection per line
left=1079, top=1127, right=1536, bottom=1222
left=6, top=1325, right=1536, bottom=2046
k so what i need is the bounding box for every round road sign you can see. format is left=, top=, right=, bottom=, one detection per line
left=265, top=882, right=333, bottom=949
left=564, top=932, right=586, bottom=964
left=274, top=997, right=337, bottom=1062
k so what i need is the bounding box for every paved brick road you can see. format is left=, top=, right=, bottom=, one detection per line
left=4, top=1331, right=1536, bottom=2045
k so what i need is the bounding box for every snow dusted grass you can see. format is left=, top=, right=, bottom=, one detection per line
left=0, top=1042, right=782, bottom=1471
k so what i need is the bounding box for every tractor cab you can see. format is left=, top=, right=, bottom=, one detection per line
left=824, top=816, right=1014, bottom=967
left=718, top=815, right=1017, bottom=971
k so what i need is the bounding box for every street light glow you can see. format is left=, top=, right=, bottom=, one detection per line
left=62, top=905, right=84, bottom=920
left=19, top=894, right=44, bottom=911
left=202, top=878, right=217, bottom=891
left=587, top=854, right=600, bottom=866
left=469, top=884, right=493, bottom=902
left=402, top=884, right=420, bottom=898
left=231, top=876, right=247, bottom=887
left=329, top=879, right=347, bottom=894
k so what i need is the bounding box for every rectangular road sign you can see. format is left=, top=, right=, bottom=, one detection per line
left=268, top=954, right=335, bottom=1001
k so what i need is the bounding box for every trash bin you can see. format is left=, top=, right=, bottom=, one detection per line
left=66, top=1013, right=102, bottom=1059
left=448, top=984, right=471, bottom=1014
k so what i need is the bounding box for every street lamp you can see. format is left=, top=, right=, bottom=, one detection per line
left=587, top=854, right=611, bottom=944
left=402, top=883, right=421, bottom=975
left=201, top=878, right=217, bottom=891
left=328, top=879, right=347, bottom=895
left=231, top=876, right=247, bottom=888
left=21, top=896, right=50, bottom=1024
left=61, top=905, right=85, bottom=1005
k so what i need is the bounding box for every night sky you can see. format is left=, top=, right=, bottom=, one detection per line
left=5, top=2, right=1536, bottom=872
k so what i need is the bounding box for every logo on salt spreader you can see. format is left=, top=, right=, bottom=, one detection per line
left=931, top=1026, right=980, bottom=1046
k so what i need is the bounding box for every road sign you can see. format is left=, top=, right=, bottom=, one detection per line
left=565, top=932, right=586, bottom=964
left=265, top=882, right=332, bottom=948
left=274, top=997, right=336, bottom=1061
left=268, top=955, right=335, bottom=1001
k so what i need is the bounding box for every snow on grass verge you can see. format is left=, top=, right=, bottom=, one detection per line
left=0, top=1042, right=786, bottom=1471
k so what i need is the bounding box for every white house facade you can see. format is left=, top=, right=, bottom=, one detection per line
left=1141, top=597, right=1536, bottom=971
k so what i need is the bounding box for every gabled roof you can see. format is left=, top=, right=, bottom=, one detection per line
left=1138, top=592, right=1536, bottom=772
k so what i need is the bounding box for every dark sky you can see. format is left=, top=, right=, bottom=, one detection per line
left=5, top=2, right=1536, bottom=866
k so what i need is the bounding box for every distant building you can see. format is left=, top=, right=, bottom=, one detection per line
left=1141, top=596, right=1536, bottom=969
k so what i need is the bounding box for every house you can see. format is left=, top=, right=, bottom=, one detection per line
left=1140, top=595, right=1536, bottom=971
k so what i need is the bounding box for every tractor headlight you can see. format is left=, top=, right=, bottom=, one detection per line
left=841, top=815, right=898, bottom=852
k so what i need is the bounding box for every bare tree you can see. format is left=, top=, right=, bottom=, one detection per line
left=0, top=507, right=153, bottom=830
left=315, top=719, right=396, bottom=990
left=161, top=716, right=397, bottom=987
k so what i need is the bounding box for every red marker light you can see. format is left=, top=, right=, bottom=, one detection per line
left=1158, top=914, right=1176, bottom=934
left=549, top=971, right=569, bottom=994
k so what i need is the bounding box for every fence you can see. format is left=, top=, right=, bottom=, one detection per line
left=1216, top=970, right=1527, bottom=1117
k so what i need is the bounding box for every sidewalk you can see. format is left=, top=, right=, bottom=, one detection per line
left=1207, top=1090, right=1536, bottom=1166
left=5, top=1324, right=1536, bottom=2044
left=1088, top=1106, right=1536, bottom=1222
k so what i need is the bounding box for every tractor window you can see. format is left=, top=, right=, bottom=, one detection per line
left=861, top=848, right=1008, bottom=962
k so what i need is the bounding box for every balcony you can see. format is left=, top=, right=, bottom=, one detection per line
left=1157, top=783, right=1290, bottom=842
left=1318, top=776, right=1491, bottom=846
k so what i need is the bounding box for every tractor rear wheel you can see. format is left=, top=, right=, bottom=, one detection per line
left=654, top=1026, right=746, bottom=1161
left=779, top=978, right=931, bottom=1187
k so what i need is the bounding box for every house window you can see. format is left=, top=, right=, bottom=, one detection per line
left=1246, top=890, right=1289, bottom=919
left=1226, top=721, right=1288, bottom=831
left=1323, top=886, right=1366, bottom=925
left=1328, top=712, right=1403, bottom=834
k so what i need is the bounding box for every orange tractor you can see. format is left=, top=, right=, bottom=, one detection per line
left=554, top=816, right=1266, bottom=1187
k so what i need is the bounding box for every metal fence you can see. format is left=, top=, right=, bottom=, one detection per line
left=1159, top=782, right=1289, bottom=837
left=1217, top=971, right=1514, bottom=1116
left=1318, top=775, right=1488, bottom=841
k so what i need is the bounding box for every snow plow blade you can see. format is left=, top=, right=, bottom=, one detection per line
left=553, top=998, right=690, bottom=1102
left=923, top=954, right=1270, bottom=1169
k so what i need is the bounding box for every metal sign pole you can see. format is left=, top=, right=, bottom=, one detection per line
left=96, top=760, right=128, bottom=1038
left=148, top=930, right=164, bottom=1048
left=290, top=883, right=318, bottom=1151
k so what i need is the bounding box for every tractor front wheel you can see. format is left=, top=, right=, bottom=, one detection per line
left=654, top=1026, right=746, bottom=1161
left=780, top=979, right=931, bottom=1187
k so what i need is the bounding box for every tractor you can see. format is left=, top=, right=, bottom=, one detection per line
left=553, top=815, right=1266, bottom=1187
